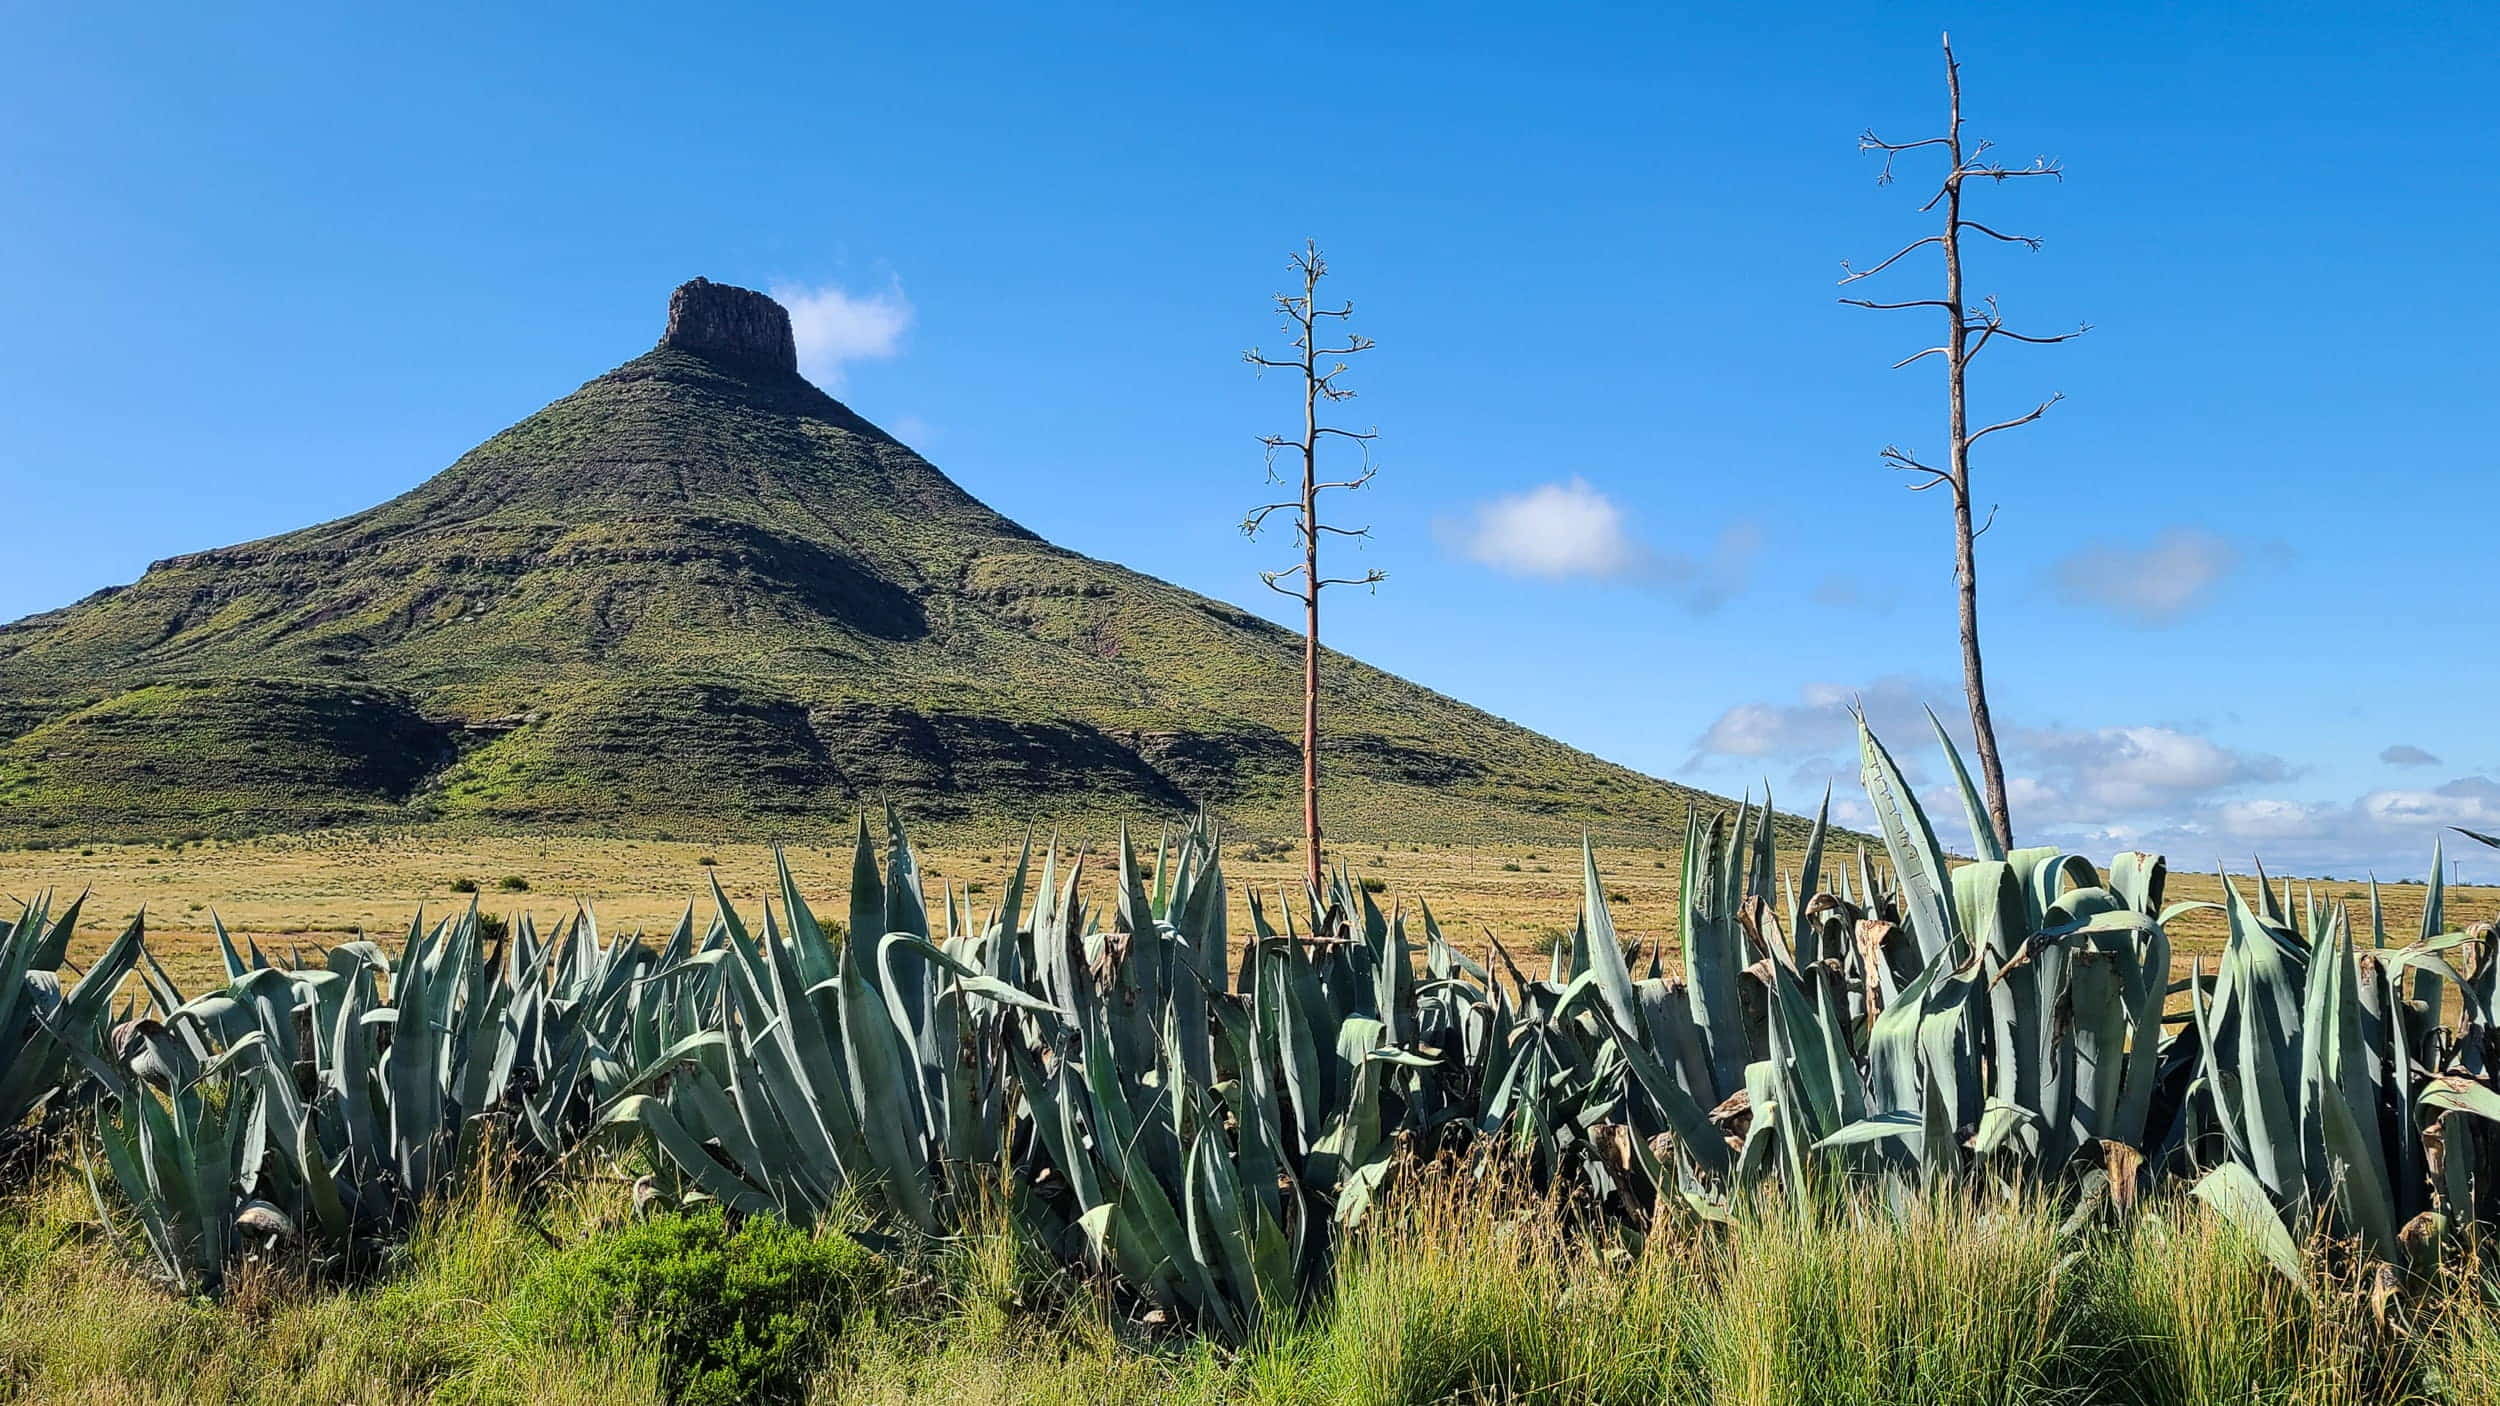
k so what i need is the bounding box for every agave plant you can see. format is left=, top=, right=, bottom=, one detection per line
left=0, top=894, right=144, bottom=1177
left=85, top=1053, right=270, bottom=1296
left=61, top=898, right=718, bottom=1284
left=273, top=767, right=2500, bottom=1318
left=17, top=722, right=2500, bottom=1317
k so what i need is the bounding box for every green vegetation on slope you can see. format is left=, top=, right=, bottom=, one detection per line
left=0, top=679, right=448, bottom=832
left=0, top=281, right=1736, bottom=846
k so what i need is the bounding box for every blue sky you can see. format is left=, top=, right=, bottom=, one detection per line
left=5, top=3, right=2495, bottom=878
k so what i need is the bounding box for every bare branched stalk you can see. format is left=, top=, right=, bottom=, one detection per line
left=1843, top=32, right=2087, bottom=852
left=1245, top=241, right=1381, bottom=895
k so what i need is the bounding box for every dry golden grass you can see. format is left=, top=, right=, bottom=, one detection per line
left=3, top=829, right=2487, bottom=993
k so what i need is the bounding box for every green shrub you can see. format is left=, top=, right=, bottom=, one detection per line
left=1359, top=877, right=1388, bottom=895
left=449, top=877, right=480, bottom=894
left=496, top=875, right=530, bottom=892
left=504, top=1207, right=879, bottom=1405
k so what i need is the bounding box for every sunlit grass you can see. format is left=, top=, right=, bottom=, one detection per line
left=9, top=1156, right=2500, bottom=1404
left=6, top=829, right=2473, bottom=995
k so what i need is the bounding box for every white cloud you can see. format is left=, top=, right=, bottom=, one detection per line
left=1691, top=676, right=1952, bottom=765
left=1690, top=682, right=2283, bottom=826
left=1697, top=702, right=1815, bottom=760
left=771, top=279, right=912, bottom=388
left=2050, top=527, right=2239, bottom=627
left=1447, top=479, right=1760, bottom=610
left=1685, top=678, right=2493, bottom=878
left=2004, top=774, right=2069, bottom=815
left=2381, top=744, right=2442, bottom=767
left=2359, top=777, right=2500, bottom=830
left=1453, top=477, right=1640, bottom=579
left=1997, top=772, right=2500, bottom=880
left=2214, top=797, right=2337, bottom=841
left=2104, top=776, right=2500, bottom=879
left=2012, top=724, right=2290, bottom=818
left=1674, top=677, right=2478, bottom=868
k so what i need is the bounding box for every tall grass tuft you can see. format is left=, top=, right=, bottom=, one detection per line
left=1240, top=1165, right=1653, bottom=1403
left=0, top=1168, right=666, bottom=1405
left=1255, top=1176, right=2084, bottom=1405
left=1690, top=1190, right=2081, bottom=1405
left=2070, top=1206, right=2431, bottom=1406
left=2430, top=1266, right=2500, bottom=1406
left=820, top=1171, right=1237, bottom=1405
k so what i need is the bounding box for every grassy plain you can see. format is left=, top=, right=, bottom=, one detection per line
left=4, top=827, right=2487, bottom=993
left=7, top=1158, right=2500, bottom=1404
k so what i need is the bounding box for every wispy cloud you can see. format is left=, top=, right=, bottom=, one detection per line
left=1686, top=680, right=2299, bottom=822
left=1811, top=572, right=1898, bottom=613
left=1688, top=676, right=1948, bottom=768
left=771, top=279, right=913, bottom=388
left=2007, top=723, right=2291, bottom=821
left=2050, top=527, right=2239, bottom=627
left=1662, top=522, right=1764, bottom=614
left=2381, top=744, right=2442, bottom=767
left=1446, top=478, right=1759, bottom=610
left=2120, top=775, right=2500, bottom=880
left=1674, top=676, right=2500, bottom=872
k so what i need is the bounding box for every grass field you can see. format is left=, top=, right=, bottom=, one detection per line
left=6, top=1159, right=2500, bottom=1405
left=5, top=826, right=2488, bottom=993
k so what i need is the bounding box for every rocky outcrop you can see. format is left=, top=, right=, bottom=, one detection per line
left=658, top=277, right=797, bottom=374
